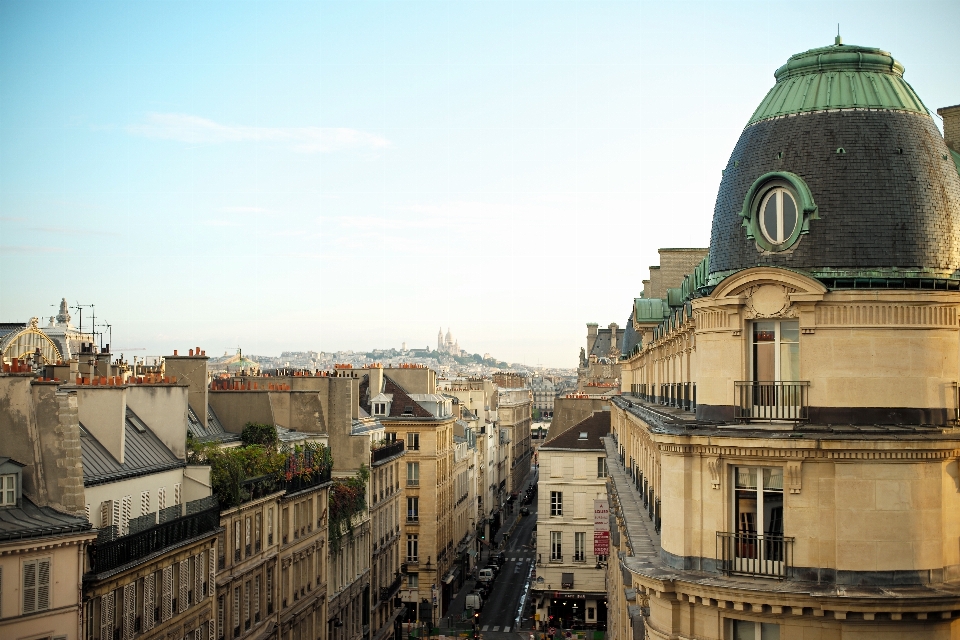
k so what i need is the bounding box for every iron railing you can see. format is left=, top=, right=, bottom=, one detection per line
left=734, top=381, right=810, bottom=421
left=89, top=505, right=220, bottom=574
left=380, top=573, right=402, bottom=602
left=372, top=440, right=404, bottom=465
left=716, top=532, right=794, bottom=579
left=631, top=383, right=697, bottom=412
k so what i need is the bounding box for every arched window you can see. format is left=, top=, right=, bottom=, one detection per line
left=759, top=187, right=798, bottom=245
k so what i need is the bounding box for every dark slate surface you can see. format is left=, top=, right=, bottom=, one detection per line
left=620, top=311, right=641, bottom=355
left=0, top=495, right=91, bottom=541
left=541, top=410, right=609, bottom=450
left=187, top=405, right=239, bottom=443
left=708, top=110, right=960, bottom=277
left=80, top=408, right=183, bottom=486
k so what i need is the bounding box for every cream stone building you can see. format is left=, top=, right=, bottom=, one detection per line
left=533, top=412, right=610, bottom=632
left=607, top=39, right=960, bottom=640
left=497, top=388, right=533, bottom=494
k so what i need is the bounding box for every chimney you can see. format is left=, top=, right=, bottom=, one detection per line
left=368, top=366, right=384, bottom=403
left=77, top=385, right=128, bottom=463
left=939, top=104, right=960, bottom=153
left=164, top=349, right=209, bottom=427
left=586, top=323, right=599, bottom=356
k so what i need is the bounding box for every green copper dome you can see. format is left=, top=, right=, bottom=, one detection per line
left=747, top=42, right=927, bottom=125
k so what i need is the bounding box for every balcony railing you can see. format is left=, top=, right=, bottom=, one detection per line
left=372, top=440, right=404, bottom=464
left=89, top=505, right=220, bottom=574
left=716, top=532, right=794, bottom=579
left=734, top=381, right=810, bottom=421
left=380, top=573, right=402, bottom=602
left=632, top=383, right=696, bottom=412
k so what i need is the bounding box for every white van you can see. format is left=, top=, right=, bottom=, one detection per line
left=465, top=593, right=483, bottom=611
left=478, top=568, right=495, bottom=583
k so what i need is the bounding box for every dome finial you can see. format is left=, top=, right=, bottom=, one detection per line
left=835, top=24, right=842, bottom=45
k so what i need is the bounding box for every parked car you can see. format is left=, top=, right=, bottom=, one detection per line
left=465, top=592, right=483, bottom=611
left=495, top=551, right=506, bottom=567
left=478, top=567, right=495, bottom=583
left=519, top=506, right=530, bottom=516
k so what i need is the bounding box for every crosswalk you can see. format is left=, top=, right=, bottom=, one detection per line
left=480, top=626, right=511, bottom=632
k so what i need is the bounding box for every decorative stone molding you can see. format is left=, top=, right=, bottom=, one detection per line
left=786, top=460, right=802, bottom=494
left=706, top=457, right=721, bottom=490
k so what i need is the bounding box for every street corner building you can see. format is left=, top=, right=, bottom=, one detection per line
left=607, top=39, right=960, bottom=639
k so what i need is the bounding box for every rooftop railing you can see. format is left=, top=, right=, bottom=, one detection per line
left=372, top=440, right=404, bottom=464
left=734, top=381, right=809, bottom=422
left=89, top=502, right=220, bottom=574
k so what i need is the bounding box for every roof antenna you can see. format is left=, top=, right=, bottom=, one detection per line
left=835, top=24, right=842, bottom=46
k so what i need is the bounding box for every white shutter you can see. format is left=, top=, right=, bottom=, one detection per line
left=140, top=491, right=150, bottom=516
left=174, top=483, right=182, bottom=506
left=122, top=583, right=136, bottom=640
left=195, top=628, right=202, bottom=640
left=550, top=455, right=562, bottom=478
left=217, top=595, right=224, bottom=640
left=37, top=558, right=50, bottom=612
left=232, top=587, right=240, bottom=631
left=143, top=573, right=155, bottom=631
left=195, top=553, right=204, bottom=602
left=161, top=566, right=173, bottom=621
left=158, top=487, right=166, bottom=510
left=208, top=549, right=216, bottom=597
left=209, top=619, right=215, bottom=640
left=100, top=591, right=115, bottom=640
left=121, top=496, right=132, bottom=535
left=100, top=500, right=114, bottom=528
left=22, top=559, right=37, bottom=614
left=574, top=493, right=587, bottom=519
left=179, top=559, right=190, bottom=612
left=574, top=457, right=586, bottom=479
left=254, top=574, right=260, bottom=618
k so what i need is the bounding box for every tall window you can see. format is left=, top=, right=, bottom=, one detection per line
left=732, top=619, right=780, bottom=640
left=406, top=535, right=418, bottom=562
left=734, top=467, right=784, bottom=560
left=407, top=433, right=420, bottom=451
left=407, top=573, right=418, bottom=588
left=0, top=475, right=15, bottom=506
left=752, top=321, right=799, bottom=381
left=549, top=532, right=562, bottom=561
left=574, top=532, right=586, bottom=561
left=373, top=403, right=387, bottom=416
left=597, top=457, right=607, bottom=478
left=267, top=508, right=274, bottom=546
left=407, top=497, right=419, bottom=522
left=21, top=557, right=51, bottom=614
left=550, top=491, right=563, bottom=516
left=407, top=462, right=419, bottom=486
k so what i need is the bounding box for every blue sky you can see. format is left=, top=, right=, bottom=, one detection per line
left=1, top=0, right=958, bottom=368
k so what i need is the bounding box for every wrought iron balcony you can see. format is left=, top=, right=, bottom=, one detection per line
left=734, top=381, right=810, bottom=421
left=372, top=440, right=404, bottom=465
left=716, top=532, right=794, bottom=579
left=89, top=504, right=220, bottom=574
left=380, top=573, right=402, bottom=602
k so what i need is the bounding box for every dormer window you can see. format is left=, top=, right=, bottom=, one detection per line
left=579, top=432, right=588, bottom=440
left=759, top=187, right=798, bottom=245
left=373, top=403, right=387, bottom=416
left=0, top=474, right=16, bottom=506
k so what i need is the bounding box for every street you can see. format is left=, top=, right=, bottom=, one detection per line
left=476, top=470, right=539, bottom=640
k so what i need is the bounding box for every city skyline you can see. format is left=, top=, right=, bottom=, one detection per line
left=1, top=1, right=958, bottom=368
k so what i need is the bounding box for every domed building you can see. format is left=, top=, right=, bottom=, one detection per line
left=609, top=40, right=960, bottom=639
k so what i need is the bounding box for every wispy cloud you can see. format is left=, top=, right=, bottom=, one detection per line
left=127, top=113, right=390, bottom=153
left=0, top=245, right=66, bottom=254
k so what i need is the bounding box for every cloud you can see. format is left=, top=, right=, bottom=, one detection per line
left=127, top=113, right=390, bottom=153
left=0, top=245, right=66, bottom=254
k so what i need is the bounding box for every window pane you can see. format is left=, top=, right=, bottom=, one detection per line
left=736, top=468, right=757, bottom=489
left=779, top=321, right=799, bottom=343
left=760, top=622, right=780, bottom=640
left=754, top=343, right=775, bottom=381
left=733, top=620, right=756, bottom=640
left=753, top=322, right=776, bottom=342
left=761, top=194, right=778, bottom=243
left=781, top=192, right=797, bottom=241
left=780, top=342, right=800, bottom=381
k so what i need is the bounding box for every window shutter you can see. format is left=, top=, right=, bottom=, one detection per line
left=208, top=549, right=216, bottom=597
left=179, top=559, right=189, bottom=612
left=37, top=558, right=50, bottom=611
left=161, top=566, right=173, bottom=621
left=217, top=595, right=224, bottom=640
left=158, top=487, right=166, bottom=510
left=209, top=619, right=215, bottom=640
left=22, top=559, right=37, bottom=614
left=574, top=493, right=587, bottom=519
left=195, top=553, right=204, bottom=602
left=143, top=574, right=155, bottom=631
left=100, top=500, right=114, bottom=528
left=100, top=591, right=115, bottom=640
left=122, top=583, right=136, bottom=640
left=233, top=587, right=240, bottom=631
left=550, top=456, right=562, bottom=478
left=254, top=574, right=260, bottom=616
left=195, top=628, right=202, bottom=640
left=574, top=457, right=586, bottom=479
left=140, top=491, right=150, bottom=516
left=121, top=496, right=132, bottom=535
left=174, top=483, right=182, bottom=506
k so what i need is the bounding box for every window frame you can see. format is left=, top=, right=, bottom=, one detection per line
left=549, top=531, right=562, bottom=561
left=739, top=172, right=817, bottom=253
left=550, top=491, right=563, bottom=517
left=0, top=474, right=14, bottom=507
left=758, top=187, right=799, bottom=246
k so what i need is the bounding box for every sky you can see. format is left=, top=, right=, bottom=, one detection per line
left=1, top=0, right=958, bottom=368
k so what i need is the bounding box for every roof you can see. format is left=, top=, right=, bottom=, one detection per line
left=359, top=375, right=434, bottom=419
left=0, top=495, right=92, bottom=542
left=540, top=411, right=610, bottom=451
left=81, top=408, right=184, bottom=486
left=188, top=405, right=240, bottom=444
left=748, top=42, right=926, bottom=125
left=633, top=298, right=669, bottom=324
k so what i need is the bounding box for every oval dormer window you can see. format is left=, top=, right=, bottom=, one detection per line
left=759, top=187, right=798, bottom=246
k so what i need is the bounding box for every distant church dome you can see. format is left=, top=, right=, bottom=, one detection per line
left=707, top=40, right=960, bottom=288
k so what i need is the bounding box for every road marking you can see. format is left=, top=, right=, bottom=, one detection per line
left=481, top=626, right=488, bottom=631
left=492, top=626, right=500, bottom=632
left=503, top=627, right=510, bottom=633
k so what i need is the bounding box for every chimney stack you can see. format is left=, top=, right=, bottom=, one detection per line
left=939, top=104, right=960, bottom=153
